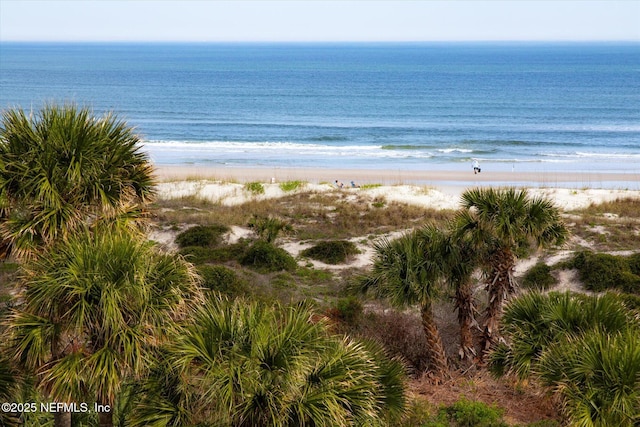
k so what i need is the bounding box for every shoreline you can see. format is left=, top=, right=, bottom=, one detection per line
left=155, top=165, right=640, bottom=190
left=154, top=165, right=640, bottom=211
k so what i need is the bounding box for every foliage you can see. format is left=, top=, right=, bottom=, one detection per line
left=244, top=181, right=265, bottom=195
left=521, top=262, right=556, bottom=291
left=571, top=251, right=640, bottom=294
left=301, top=239, right=359, bottom=264
left=418, top=398, right=508, bottom=427
left=248, top=215, right=294, bottom=243
left=491, top=292, right=640, bottom=427
left=175, top=224, right=229, bottom=248
left=355, top=310, right=431, bottom=374
left=361, top=228, right=449, bottom=375
left=3, top=227, right=202, bottom=425
left=490, top=292, right=636, bottom=379
left=197, top=264, right=245, bottom=296
left=0, top=104, right=155, bottom=260
left=278, top=180, right=306, bottom=192
left=626, top=252, right=640, bottom=276
left=538, top=328, right=640, bottom=427
left=442, top=398, right=507, bottom=427
left=128, top=296, right=407, bottom=426
left=327, top=296, right=363, bottom=325
left=240, top=240, right=297, bottom=272
left=454, top=187, right=568, bottom=349
left=179, top=240, right=250, bottom=265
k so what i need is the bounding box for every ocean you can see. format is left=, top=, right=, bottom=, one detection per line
left=1, top=42, right=639, bottom=174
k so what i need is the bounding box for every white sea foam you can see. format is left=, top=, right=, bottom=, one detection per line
left=437, top=148, right=474, bottom=153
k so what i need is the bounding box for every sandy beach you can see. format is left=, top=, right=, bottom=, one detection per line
left=154, top=165, right=640, bottom=211
left=156, top=165, right=640, bottom=188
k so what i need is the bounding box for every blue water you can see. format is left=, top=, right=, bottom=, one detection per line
left=1, top=42, right=639, bottom=173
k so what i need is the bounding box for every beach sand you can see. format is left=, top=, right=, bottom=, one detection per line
left=154, top=165, right=640, bottom=211
left=156, top=165, right=640, bottom=187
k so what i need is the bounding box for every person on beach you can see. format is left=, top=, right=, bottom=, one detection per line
left=335, top=180, right=344, bottom=188
left=350, top=181, right=360, bottom=188
left=473, top=159, right=481, bottom=174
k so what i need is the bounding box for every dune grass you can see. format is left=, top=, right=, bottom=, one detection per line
left=152, top=190, right=451, bottom=240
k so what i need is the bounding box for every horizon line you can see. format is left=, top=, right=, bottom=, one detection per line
left=2, top=39, right=639, bottom=44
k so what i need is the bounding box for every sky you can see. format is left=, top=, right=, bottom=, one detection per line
left=1, top=0, right=639, bottom=42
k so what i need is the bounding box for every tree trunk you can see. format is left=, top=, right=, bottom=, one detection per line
left=481, top=249, right=516, bottom=353
left=420, top=302, right=449, bottom=378
left=97, top=399, right=113, bottom=427
left=53, top=412, right=71, bottom=427
left=455, top=281, right=477, bottom=361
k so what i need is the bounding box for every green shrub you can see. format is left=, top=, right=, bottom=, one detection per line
left=244, top=181, right=265, bottom=195
left=279, top=180, right=305, bottom=192
left=175, top=224, right=229, bottom=248
left=240, top=241, right=296, bottom=272
left=443, top=399, right=507, bottom=427
left=521, top=262, right=556, bottom=291
left=524, top=421, right=561, bottom=427
left=178, top=246, right=217, bottom=264
left=571, top=251, right=640, bottom=293
left=627, top=253, right=640, bottom=276
left=198, top=265, right=244, bottom=296
left=421, top=399, right=508, bottom=427
left=179, top=241, right=250, bottom=265
left=328, top=297, right=363, bottom=325
left=301, top=240, right=359, bottom=264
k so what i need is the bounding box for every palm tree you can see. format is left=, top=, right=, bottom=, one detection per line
left=0, top=104, right=155, bottom=260
left=4, top=227, right=202, bottom=427
left=417, top=225, right=480, bottom=361
left=128, top=296, right=406, bottom=426
left=491, top=292, right=640, bottom=426
left=454, top=187, right=568, bottom=351
left=538, top=328, right=640, bottom=427
left=362, top=228, right=449, bottom=378
left=248, top=215, right=294, bottom=244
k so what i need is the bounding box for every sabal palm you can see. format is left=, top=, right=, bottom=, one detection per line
left=363, top=228, right=449, bottom=377
left=455, top=187, right=568, bottom=350
left=129, top=296, right=406, bottom=427
left=248, top=215, right=294, bottom=244
left=539, top=328, right=640, bottom=427
left=0, top=104, right=155, bottom=260
left=491, top=292, right=639, bottom=426
left=417, top=225, right=479, bottom=361
left=490, top=292, right=636, bottom=380
left=4, top=227, right=201, bottom=427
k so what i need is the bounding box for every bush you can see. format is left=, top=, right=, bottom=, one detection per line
left=240, top=241, right=296, bottom=272
left=572, top=251, right=640, bottom=294
left=198, top=265, right=245, bottom=296
left=521, top=262, right=556, bottom=291
left=443, top=399, right=507, bottom=427
left=301, top=240, right=359, bottom=264
left=627, top=253, right=640, bottom=276
left=175, top=224, right=229, bottom=248
left=327, top=297, right=363, bottom=325
left=355, top=310, right=430, bottom=374
left=244, top=181, right=265, bottom=195
left=279, top=180, right=305, bottom=192
left=179, top=241, right=249, bottom=265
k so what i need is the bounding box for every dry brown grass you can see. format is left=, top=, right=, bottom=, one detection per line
left=565, top=197, right=640, bottom=251
left=575, top=196, right=640, bottom=218
left=152, top=191, right=452, bottom=240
